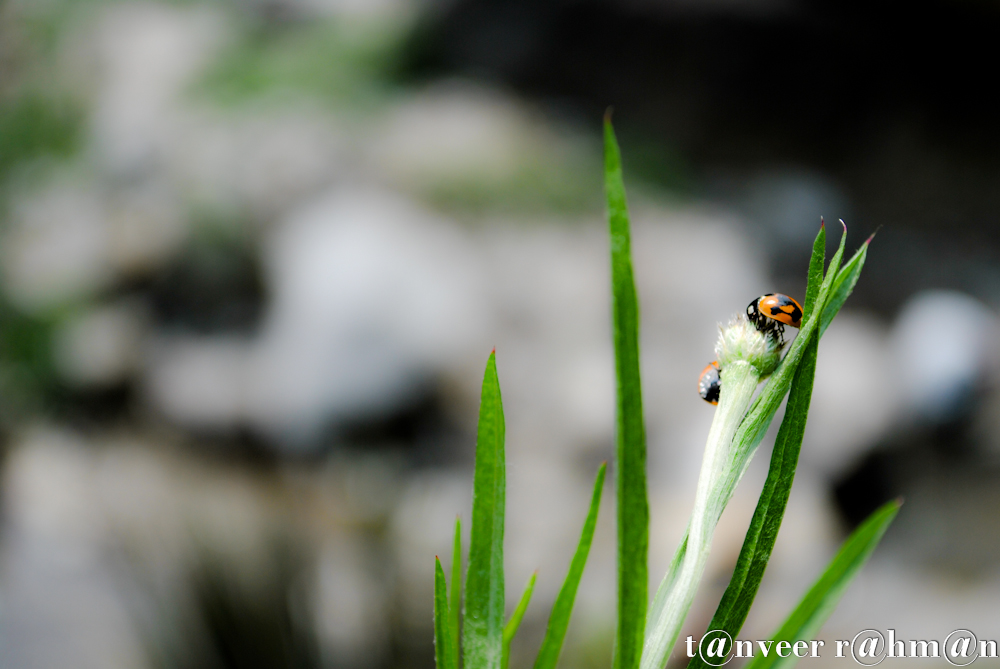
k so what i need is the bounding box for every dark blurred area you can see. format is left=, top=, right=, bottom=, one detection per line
left=2, top=0, right=1000, bottom=667
left=403, top=0, right=1000, bottom=313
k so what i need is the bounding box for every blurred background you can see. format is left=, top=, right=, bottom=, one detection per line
left=2, top=0, right=1000, bottom=667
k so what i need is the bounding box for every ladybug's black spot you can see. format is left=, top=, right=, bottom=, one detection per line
left=701, top=384, right=720, bottom=404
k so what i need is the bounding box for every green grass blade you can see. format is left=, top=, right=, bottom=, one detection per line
left=819, top=236, right=871, bottom=338
left=802, top=221, right=827, bottom=318
left=826, top=221, right=847, bottom=285
left=746, top=500, right=901, bottom=669
left=604, top=115, right=649, bottom=669
left=464, top=352, right=506, bottom=669
left=437, top=557, right=458, bottom=669
left=534, top=463, right=608, bottom=669
left=451, top=516, right=463, bottom=669
left=503, top=573, right=537, bottom=669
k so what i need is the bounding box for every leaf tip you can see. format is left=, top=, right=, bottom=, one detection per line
left=865, top=225, right=882, bottom=246
left=839, top=218, right=848, bottom=234
left=604, top=106, right=614, bottom=124
left=820, top=216, right=825, bottom=229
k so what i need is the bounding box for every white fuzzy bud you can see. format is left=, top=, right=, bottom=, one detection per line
left=715, top=315, right=781, bottom=377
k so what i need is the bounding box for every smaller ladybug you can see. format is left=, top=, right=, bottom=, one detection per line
left=746, top=293, right=803, bottom=344
left=698, top=361, right=721, bottom=405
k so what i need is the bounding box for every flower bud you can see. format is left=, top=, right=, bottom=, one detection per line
left=715, top=315, right=781, bottom=377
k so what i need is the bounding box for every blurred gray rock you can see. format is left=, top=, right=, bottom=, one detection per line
left=86, top=3, right=228, bottom=176
left=313, top=536, right=390, bottom=667
left=54, top=300, right=147, bottom=388
left=144, top=335, right=252, bottom=431
left=1, top=181, right=113, bottom=311
left=889, top=290, right=1000, bottom=424
left=804, top=312, right=898, bottom=477
left=168, top=106, right=348, bottom=219
left=142, top=188, right=490, bottom=446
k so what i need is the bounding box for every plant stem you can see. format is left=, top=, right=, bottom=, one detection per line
left=641, top=361, right=761, bottom=669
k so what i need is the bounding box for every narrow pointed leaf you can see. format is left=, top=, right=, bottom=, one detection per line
left=534, top=463, right=607, bottom=669
left=802, top=221, right=827, bottom=318
left=451, top=516, right=463, bottom=669
left=604, top=115, right=649, bottom=669
left=820, top=238, right=870, bottom=337
left=464, top=352, right=506, bottom=669
left=746, top=500, right=901, bottom=669
left=437, top=557, right=458, bottom=669
left=502, top=573, right=537, bottom=669
left=645, top=532, right=688, bottom=642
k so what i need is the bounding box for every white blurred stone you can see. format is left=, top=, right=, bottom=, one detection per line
left=88, top=3, right=228, bottom=175
left=244, top=187, right=489, bottom=444
left=370, top=82, right=560, bottom=190
left=314, top=536, right=389, bottom=667
left=803, top=311, right=898, bottom=476
left=1, top=427, right=393, bottom=669
left=53, top=301, right=146, bottom=388
left=106, top=183, right=187, bottom=275
left=1, top=182, right=112, bottom=311
left=139, top=188, right=489, bottom=443
left=143, top=336, right=251, bottom=431
left=889, top=290, right=1000, bottom=423
left=287, top=0, right=416, bottom=21
left=169, top=107, right=347, bottom=218
left=3, top=427, right=103, bottom=549
left=0, top=430, right=154, bottom=669
left=389, top=471, right=470, bottom=635
left=1, top=177, right=189, bottom=311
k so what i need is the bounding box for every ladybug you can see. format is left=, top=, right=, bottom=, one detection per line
left=746, top=293, right=803, bottom=344
left=698, top=361, right=721, bottom=405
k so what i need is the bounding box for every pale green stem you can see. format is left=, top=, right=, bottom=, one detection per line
left=641, top=361, right=761, bottom=669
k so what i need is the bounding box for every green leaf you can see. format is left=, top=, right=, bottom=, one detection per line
left=820, top=235, right=871, bottom=338
left=802, top=221, right=827, bottom=318
left=503, top=573, right=537, bottom=669
left=746, top=500, right=901, bottom=669
left=437, top=557, right=458, bottom=669
left=604, top=115, right=649, bottom=669
left=534, top=463, right=608, bottom=669
left=464, top=351, right=506, bottom=669
left=451, top=516, right=463, bottom=669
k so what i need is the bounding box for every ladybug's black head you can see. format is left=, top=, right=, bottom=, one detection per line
left=746, top=296, right=764, bottom=327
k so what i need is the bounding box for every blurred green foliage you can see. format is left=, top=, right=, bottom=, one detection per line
left=0, top=299, right=59, bottom=428
left=425, top=158, right=603, bottom=215
left=0, top=92, right=82, bottom=182
left=193, top=19, right=406, bottom=108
